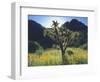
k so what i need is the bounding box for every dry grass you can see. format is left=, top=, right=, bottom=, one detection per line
left=64, top=48, right=88, bottom=64
left=28, top=48, right=88, bottom=66
left=28, top=49, right=62, bottom=66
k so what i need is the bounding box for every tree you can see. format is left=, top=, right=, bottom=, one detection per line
left=44, top=20, right=79, bottom=64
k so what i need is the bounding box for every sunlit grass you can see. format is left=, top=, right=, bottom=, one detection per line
left=28, top=49, right=62, bottom=66
left=64, top=48, right=88, bottom=64
left=28, top=48, right=88, bottom=66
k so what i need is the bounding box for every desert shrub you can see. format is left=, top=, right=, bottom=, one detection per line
left=35, top=47, right=44, bottom=55
left=80, top=43, right=87, bottom=50
left=52, top=44, right=59, bottom=49
left=31, top=41, right=44, bottom=55
left=28, top=41, right=44, bottom=53
left=67, top=50, right=74, bottom=56
left=65, top=48, right=88, bottom=64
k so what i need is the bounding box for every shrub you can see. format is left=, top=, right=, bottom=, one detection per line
left=80, top=44, right=87, bottom=50
left=35, top=47, right=44, bottom=55
left=67, top=50, right=74, bottom=56
left=65, top=48, right=88, bottom=64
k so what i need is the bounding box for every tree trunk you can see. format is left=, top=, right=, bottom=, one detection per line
left=61, top=50, right=66, bottom=65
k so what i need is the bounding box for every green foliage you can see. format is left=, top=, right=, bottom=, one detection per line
left=67, top=50, right=74, bottom=56
left=28, top=41, right=44, bottom=53
left=35, top=47, right=44, bottom=55
left=79, top=44, right=87, bottom=50
left=34, top=42, right=44, bottom=55
left=52, top=44, right=59, bottom=49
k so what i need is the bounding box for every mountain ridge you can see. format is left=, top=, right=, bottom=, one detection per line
left=28, top=19, right=88, bottom=52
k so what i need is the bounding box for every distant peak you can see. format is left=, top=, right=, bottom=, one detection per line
left=70, top=19, right=79, bottom=22
left=28, top=20, right=45, bottom=28
left=62, top=19, right=87, bottom=31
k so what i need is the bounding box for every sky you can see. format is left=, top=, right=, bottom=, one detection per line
left=28, top=15, right=88, bottom=28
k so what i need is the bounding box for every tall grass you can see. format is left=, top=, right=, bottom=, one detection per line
left=28, top=49, right=62, bottom=66
left=65, top=48, right=88, bottom=64
left=28, top=48, right=88, bottom=66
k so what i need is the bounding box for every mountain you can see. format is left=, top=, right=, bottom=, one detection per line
left=28, top=20, right=44, bottom=41
left=28, top=19, right=88, bottom=52
left=62, top=19, right=87, bottom=32
left=28, top=20, right=54, bottom=52
left=62, top=19, right=88, bottom=46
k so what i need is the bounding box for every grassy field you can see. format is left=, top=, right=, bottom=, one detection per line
left=28, top=48, right=88, bottom=66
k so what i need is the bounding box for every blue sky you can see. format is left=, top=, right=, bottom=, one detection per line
left=28, top=15, right=88, bottom=28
